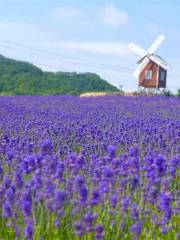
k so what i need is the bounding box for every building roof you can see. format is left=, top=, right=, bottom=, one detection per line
left=138, top=54, right=169, bottom=70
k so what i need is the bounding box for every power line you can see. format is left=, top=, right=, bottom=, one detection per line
left=0, top=43, right=133, bottom=74
left=0, top=39, right=134, bottom=72
left=0, top=40, right=180, bottom=83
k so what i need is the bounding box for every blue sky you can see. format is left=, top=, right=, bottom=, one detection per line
left=0, top=0, right=179, bottom=92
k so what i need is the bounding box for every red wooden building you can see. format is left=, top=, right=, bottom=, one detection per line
left=138, top=54, right=167, bottom=89
left=129, top=35, right=169, bottom=93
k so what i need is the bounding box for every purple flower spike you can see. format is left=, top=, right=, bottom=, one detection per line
left=54, top=190, right=66, bottom=208
left=22, top=199, right=32, bottom=217
left=95, top=224, right=105, bottom=240
left=73, top=221, right=84, bottom=237
left=24, top=220, right=33, bottom=240
left=41, top=139, right=53, bottom=155
left=107, top=145, right=116, bottom=158
left=130, top=221, right=143, bottom=236
left=2, top=201, right=12, bottom=218
left=121, top=196, right=131, bottom=211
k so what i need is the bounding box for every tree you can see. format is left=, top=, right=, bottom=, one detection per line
left=119, top=85, right=124, bottom=93
left=163, top=90, right=173, bottom=97
left=177, top=89, right=180, bottom=97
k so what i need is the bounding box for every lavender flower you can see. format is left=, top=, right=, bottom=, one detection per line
left=95, top=224, right=105, bottom=240
left=22, top=199, right=32, bottom=217
left=2, top=201, right=12, bottom=218
left=41, top=139, right=53, bottom=155
left=130, top=221, right=143, bottom=236
left=121, top=196, right=131, bottom=211
left=73, top=221, right=84, bottom=237
left=24, top=220, right=33, bottom=240
left=0, top=96, right=179, bottom=239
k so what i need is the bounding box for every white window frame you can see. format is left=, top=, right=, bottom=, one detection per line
left=160, top=71, right=166, bottom=81
left=145, top=70, right=153, bottom=80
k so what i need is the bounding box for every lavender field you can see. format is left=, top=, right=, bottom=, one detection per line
left=0, top=96, right=179, bottom=240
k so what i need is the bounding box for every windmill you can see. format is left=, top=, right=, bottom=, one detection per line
left=129, top=35, right=169, bottom=94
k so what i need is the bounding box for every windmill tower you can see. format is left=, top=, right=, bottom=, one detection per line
left=129, top=35, right=169, bottom=94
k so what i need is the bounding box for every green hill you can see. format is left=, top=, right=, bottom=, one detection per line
left=0, top=55, right=119, bottom=95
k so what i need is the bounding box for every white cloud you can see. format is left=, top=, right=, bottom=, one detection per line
left=51, top=4, right=128, bottom=28
left=60, top=42, right=131, bottom=57
left=100, top=3, right=128, bottom=27
left=52, top=7, right=83, bottom=20
left=0, top=21, right=46, bottom=43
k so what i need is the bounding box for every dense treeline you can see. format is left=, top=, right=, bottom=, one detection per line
left=0, top=55, right=118, bottom=95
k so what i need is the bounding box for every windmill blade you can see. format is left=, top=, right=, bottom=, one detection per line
left=149, top=55, right=169, bottom=70
left=133, top=57, right=150, bottom=78
left=148, top=35, right=165, bottom=54
left=128, top=42, right=147, bottom=57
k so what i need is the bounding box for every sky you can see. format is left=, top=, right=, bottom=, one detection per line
left=0, top=0, right=179, bottom=92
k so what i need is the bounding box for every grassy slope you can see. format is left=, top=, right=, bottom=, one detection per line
left=0, top=55, right=119, bottom=95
